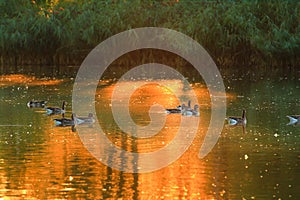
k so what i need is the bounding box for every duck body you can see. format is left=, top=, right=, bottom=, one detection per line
left=227, top=109, right=246, bottom=126
left=227, top=117, right=246, bottom=125
left=165, top=105, right=182, bottom=114
left=27, top=100, right=47, bottom=108
left=286, top=115, right=300, bottom=125
left=53, top=117, right=74, bottom=127
left=46, top=107, right=65, bottom=115
left=73, top=113, right=95, bottom=125
left=182, top=105, right=200, bottom=117
left=45, top=101, right=66, bottom=115
left=182, top=109, right=193, bottom=116
left=165, top=101, right=191, bottom=114
left=192, top=105, right=200, bottom=117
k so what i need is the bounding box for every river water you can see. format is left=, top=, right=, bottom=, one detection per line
left=0, top=67, right=299, bottom=199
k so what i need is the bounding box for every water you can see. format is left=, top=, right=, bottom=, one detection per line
left=0, top=69, right=299, bottom=199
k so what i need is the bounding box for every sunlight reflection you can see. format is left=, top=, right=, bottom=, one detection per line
left=0, top=74, right=63, bottom=87
left=0, top=78, right=237, bottom=199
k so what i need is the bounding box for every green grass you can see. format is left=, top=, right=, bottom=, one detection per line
left=0, top=0, right=299, bottom=70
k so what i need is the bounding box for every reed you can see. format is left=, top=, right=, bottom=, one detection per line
left=0, top=0, right=299, bottom=72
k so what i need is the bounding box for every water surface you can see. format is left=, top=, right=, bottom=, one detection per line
left=0, top=70, right=299, bottom=199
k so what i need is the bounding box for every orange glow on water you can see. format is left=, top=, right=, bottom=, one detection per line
left=0, top=74, right=63, bottom=87
left=0, top=78, right=235, bottom=199
left=1, top=74, right=298, bottom=199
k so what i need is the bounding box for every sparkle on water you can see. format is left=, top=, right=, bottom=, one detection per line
left=0, top=69, right=299, bottom=199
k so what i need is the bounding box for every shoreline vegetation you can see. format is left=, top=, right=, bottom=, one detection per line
left=0, top=0, right=299, bottom=76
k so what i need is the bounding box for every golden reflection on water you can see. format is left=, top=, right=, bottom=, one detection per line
left=92, top=79, right=218, bottom=198
left=0, top=74, right=63, bottom=87
left=95, top=80, right=211, bottom=151
left=1, top=76, right=299, bottom=199
left=0, top=79, right=232, bottom=199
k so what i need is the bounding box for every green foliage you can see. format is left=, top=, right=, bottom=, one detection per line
left=0, top=0, right=299, bottom=68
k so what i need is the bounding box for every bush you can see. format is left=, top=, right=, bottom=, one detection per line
left=0, top=0, right=299, bottom=69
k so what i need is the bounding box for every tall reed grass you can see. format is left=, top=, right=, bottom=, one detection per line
left=0, top=0, right=299, bottom=71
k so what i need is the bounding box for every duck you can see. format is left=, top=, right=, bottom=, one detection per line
left=45, top=101, right=67, bottom=115
left=226, top=109, right=247, bottom=126
left=192, top=104, right=200, bottom=117
left=27, top=100, right=47, bottom=108
left=73, top=113, right=95, bottom=125
left=182, top=104, right=200, bottom=117
left=165, top=105, right=183, bottom=114
left=165, top=100, right=191, bottom=114
left=53, top=114, right=75, bottom=127
left=286, top=115, right=300, bottom=125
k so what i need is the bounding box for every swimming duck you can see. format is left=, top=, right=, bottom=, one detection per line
left=182, top=104, right=200, bottom=117
left=45, top=101, right=67, bottom=115
left=286, top=115, right=300, bottom=125
left=226, top=109, right=247, bottom=125
left=27, top=100, right=47, bottom=108
left=165, top=100, right=191, bottom=114
left=192, top=105, right=200, bottom=117
left=53, top=114, right=74, bottom=127
left=73, top=113, right=95, bottom=125
left=165, top=105, right=183, bottom=114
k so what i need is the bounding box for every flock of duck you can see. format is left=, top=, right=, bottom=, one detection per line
left=165, top=100, right=299, bottom=127
left=27, top=100, right=95, bottom=131
left=165, top=100, right=247, bottom=126
left=166, top=100, right=200, bottom=117
left=27, top=99, right=299, bottom=132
